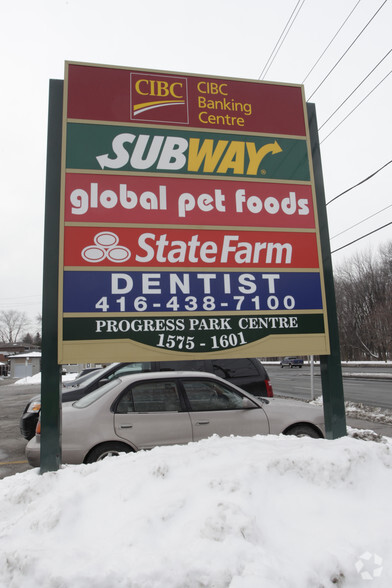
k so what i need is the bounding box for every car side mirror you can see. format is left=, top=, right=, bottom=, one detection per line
left=242, top=398, right=257, bottom=409
left=97, top=378, right=109, bottom=388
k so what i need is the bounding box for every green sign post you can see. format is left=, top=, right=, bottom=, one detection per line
left=307, top=103, right=346, bottom=439
left=40, top=80, right=63, bottom=473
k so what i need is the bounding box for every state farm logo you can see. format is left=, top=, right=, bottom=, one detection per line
left=130, top=73, right=189, bottom=124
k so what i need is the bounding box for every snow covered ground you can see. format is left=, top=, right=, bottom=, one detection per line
left=0, top=431, right=391, bottom=587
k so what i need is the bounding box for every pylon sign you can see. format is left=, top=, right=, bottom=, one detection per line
left=58, top=61, right=330, bottom=363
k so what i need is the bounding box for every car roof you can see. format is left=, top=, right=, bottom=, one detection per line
left=117, top=370, right=220, bottom=383
left=112, top=370, right=261, bottom=402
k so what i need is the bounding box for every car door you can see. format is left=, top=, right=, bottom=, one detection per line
left=182, top=378, right=270, bottom=442
left=113, top=379, right=192, bottom=450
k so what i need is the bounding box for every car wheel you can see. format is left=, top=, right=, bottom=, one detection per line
left=85, top=442, right=132, bottom=463
left=284, top=425, right=321, bottom=438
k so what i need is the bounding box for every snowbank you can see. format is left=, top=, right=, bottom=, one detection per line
left=0, top=433, right=391, bottom=587
left=13, top=372, right=78, bottom=385
left=263, top=360, right=392, bottom=367
left=12, top=372, right=42, bottom=385
left=311, top=395, right=392, bottom=425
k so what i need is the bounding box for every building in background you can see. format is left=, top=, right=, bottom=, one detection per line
left=9, top=351, right=41, bottom=379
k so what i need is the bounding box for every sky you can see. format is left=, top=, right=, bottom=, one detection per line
left=1, top=0, right=391, bottom=326
left=1, top=431, right=392, bottom=587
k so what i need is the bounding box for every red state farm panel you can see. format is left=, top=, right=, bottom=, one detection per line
left=65, top=174, right=315, bottom=229
left=63, top=226, right=320, bottom=269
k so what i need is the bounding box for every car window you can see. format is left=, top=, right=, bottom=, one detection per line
left=108, top=362, right=152, bottom=380
left=116, top=380, right=181, bottom=413
left=212, top=358, right=259, bottom=378
left=74, top=379, right=122, bottom=408
left=183, top=379, right=245, bottom=411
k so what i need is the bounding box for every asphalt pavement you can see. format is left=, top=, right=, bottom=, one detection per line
left=0, top=380, right=36, bottom=479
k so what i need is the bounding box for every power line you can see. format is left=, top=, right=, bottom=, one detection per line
left=258, top=0, right=306, bottom=80
left=326, top=160, right=392, bottom=205
left=261, top=0, right=306, bottom=80
left=331, top=221, right=392, bottom=253
left=320, top=70, right=391, bottom=143
left=318, top=49, right=392, bottom=131
left=307, top=0, right=388, bottom=100
left=331, top=203, right=392, bottom=239
left=302, top=0, right=362, bottom=84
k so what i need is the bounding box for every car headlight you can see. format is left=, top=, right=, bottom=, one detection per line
left=26, top=401, right=41, bottom=413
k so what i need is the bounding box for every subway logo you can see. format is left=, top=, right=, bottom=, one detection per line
left=66, top=123, right=310, bottom=181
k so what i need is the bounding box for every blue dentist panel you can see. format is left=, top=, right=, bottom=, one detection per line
left=63, top=270, right=324, bottom=313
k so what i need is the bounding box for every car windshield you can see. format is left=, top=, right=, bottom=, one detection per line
left=74, top=379, right=122, bottom=408
left=68, top=367, right=109, bottom=388
left=107, top=363, right=152, bottom=380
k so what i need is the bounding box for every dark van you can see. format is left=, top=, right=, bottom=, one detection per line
left=20, top=358, right=273, bottom=440
left=280, top=357, right=304, bottom=368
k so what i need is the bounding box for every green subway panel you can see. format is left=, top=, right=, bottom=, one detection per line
left=66, top=123, right=310, bottom=181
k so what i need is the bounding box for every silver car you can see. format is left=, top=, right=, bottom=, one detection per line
left=26, top=371, right=325, bottom=466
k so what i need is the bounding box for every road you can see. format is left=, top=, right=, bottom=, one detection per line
left=0, top=381, right=38, bottom=479
left=268, top=364, right=392, bottom=409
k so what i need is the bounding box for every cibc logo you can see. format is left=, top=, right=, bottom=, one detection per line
left=130, top=73, right=188, bottom=124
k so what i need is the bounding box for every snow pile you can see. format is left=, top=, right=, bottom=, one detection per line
left=1, top=434, right=392, bottom=587
left=345, top=402, right=392, bottom=425
left=13, top=372, right=42, bottom=385
left=13, top=372, right=78, bottom=385
left=343, top=372, right=392, bottom=380
left=311, top=395, right=392, bottom=425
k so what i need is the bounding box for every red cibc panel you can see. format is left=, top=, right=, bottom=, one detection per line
left=66, top=64, right=307, bottom=136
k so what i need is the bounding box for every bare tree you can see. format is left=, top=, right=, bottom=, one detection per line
left=0, top=310, right=30, bottom=344
left=334, top=242, right=392, bottom=360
